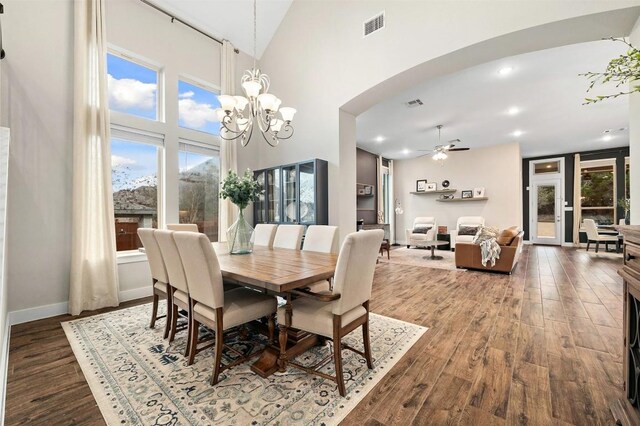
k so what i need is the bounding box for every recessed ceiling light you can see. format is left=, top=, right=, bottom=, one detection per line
left=507, top=107, right=520, bottom=116
left=546, top=165, right=552, bottom=168
left=498, top=66, right=513, bottom=76
left=603, top=134, right=613, bottom=142
left=375, top=136, right=385, bottom=143
left=402, top=149, right=410, bottom=155
left=512, top=130, right=524, bottom=137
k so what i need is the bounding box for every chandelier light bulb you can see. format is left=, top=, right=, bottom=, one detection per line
left=257, top=93, right=278, bottom=112
left=234, top=96, right=249, bottom=112
left=271, top=119, right=284, bottom=132
left=218, top=95, right=237, bottom=112
left=242, top=80, right=262, bottom=98
left=279, top=107, right=296, bottom=122
left=237, top=118, right=249, bottom=131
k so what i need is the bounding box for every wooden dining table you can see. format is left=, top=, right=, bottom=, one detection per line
left=212, top=242, right=338, bottom=377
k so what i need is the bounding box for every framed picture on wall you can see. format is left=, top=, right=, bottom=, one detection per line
left=416, top=179, right=428, bottom=192
left=461, top=190, right=473, bottom=199
left=425, top=182, right=437, bottom=192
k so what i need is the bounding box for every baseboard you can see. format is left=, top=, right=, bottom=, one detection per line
left=8, top=301, right=68, bottom=326
left=0, top=319, right=9, bottom=426
left=8, top=286, right=153, bottom=326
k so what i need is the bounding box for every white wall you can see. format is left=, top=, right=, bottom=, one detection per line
left=0, top=128, right=10, bottom=424
left=631, top=16, right=640, bottom=225
left=394, top=143, right=522, bottom=242
left=242, top=1, right=640, bottom=242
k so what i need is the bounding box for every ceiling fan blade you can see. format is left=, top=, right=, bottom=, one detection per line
left=448, top=147, right=470, bottom=152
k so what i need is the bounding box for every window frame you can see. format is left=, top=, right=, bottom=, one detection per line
left=579, top=158, right=617, bottom=225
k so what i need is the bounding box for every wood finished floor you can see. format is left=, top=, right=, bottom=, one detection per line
left=5, top=246, right=625, bottom=425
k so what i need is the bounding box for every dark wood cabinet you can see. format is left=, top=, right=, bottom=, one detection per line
left=253, top=159, right=328, bottom=226
left=612, top=225, right=640, bottom=425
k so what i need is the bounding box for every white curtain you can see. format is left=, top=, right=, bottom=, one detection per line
left=573, top=153, right=581, bottom=246
left=218, top=40, right=238, bottom=242
left=69, top=0, right=119, bottom=315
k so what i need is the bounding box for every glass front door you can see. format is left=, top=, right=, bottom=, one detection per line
left=532, top=180, right=562, bottom=245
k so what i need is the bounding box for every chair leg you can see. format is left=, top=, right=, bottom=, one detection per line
left=184, top=298, right=193, bottom=358
left=333, top=316, right=346, bottom=397
left=362, top=302, right=373, bottom=369
left=150, top=292, right=159, bottom=329
left=163, top=286, right=172, bottom=339
left=406, top=245, right=410, bottom=249
left=595, top=241, right=600, bottom=253
left=210, top=311, right=224, bottom=386
left=387, top=248, right=390, bottom=260
left=187, top=315, right=199, bottom=366
left=169, top=303, right=179, bottom=343
left=267, top=314, right=275, bottom=344
left=586, top=241, right=590, bottom=252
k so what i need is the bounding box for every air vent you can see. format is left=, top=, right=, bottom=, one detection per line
left=406, top=99, right=423, bottom=108
left=364, top=12, right=384, bottom=37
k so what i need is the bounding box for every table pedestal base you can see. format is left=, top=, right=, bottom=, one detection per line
left=250, top=332, right=319, bottom=378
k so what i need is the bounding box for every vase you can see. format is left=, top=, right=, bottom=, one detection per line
left=227, top=208, right=254, bottom=254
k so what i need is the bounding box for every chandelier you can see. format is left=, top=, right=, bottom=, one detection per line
left=215, top=0, right=296, bottom=147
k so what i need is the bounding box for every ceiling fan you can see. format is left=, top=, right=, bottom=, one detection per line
left=418, top=125, right=470, bottom=161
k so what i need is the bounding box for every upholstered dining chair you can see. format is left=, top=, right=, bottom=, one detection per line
left=277, top=229, right=384, bottom=396
left=253, top=223, right=278, bottom=248
left=167, top=223, right=199, bottom=232
left=155, top=230, right=192, bottom=351
left=302, top=225, right=339, bottom=292
left=173, top=232, right=278, bottom=384
left=137, top=228, right=171, bottom=339
left=273, top=224, right=305, bottom=250
left=584, top=219, right=618, bottom=253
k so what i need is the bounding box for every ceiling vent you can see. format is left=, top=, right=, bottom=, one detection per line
left=405, top=99, right=423, bottom=108
left=363, top=12, right=384, bottom=37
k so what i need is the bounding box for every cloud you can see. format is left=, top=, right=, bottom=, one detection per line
left=179, top=91, right=195, bottom=99
left=108, top=74, right=157, bottom=111
left=111, top=155, right=137, bottom=168
left=179, top=98, right=218, bottom=129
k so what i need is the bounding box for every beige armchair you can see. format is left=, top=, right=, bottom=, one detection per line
left=173, top=232, right=277, bottom=385
left=450, top=216, right=485, bottom=250
left=137, top=228, right=171, bottom=339
left=584, top=219, right=618, bottom=253
left=405, top=217, right=437, bottom=248
left=277, top=229, right=384, bottom=396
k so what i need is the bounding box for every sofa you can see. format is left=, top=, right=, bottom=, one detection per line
left=455, top=230, right=524, bottom=273
left=449, top=216, right=485, bottom=250
left=405, top=217, right=437, bottom=248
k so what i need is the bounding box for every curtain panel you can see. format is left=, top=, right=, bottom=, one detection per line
left=69, top=0, right=119, bottom=315
left=218, top=40, right=239, bottom=242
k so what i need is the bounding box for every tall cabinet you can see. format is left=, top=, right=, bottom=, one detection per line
left=253, top=159, right=328, bottom=226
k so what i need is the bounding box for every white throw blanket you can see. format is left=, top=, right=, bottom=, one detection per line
left=473, top=227, right=501, bottom=267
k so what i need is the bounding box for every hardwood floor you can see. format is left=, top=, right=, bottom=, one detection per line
left=5, top=246, right=625, bottom=425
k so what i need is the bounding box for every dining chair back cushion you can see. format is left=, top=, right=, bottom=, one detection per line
left=166, top=223, right=199, bottom=232
left=273, top=224, right=305, bottom=250
left=332, top=229, right=384, bottom=315
left=173, top=232, right=224, bottom=309
left=583, top=219, right=599, bottom=240
left=253, top=224, right=278, bottom=247
left=303, top=225, right=339, bottom=254
left=154, top=230, right=189, bottom=294
left=137, top=228, right=168, bottom=284
left=457, top=216, right=485, bottom=230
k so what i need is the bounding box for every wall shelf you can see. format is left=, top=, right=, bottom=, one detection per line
left=436, top=197, right=488, bottom=202
left=410, top=189, right=456, bottom=195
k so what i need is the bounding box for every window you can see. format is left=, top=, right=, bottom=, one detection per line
left=178, top=79, right=221, bottom=135
left=107, top=53, right=158, bottom=120
left=581, top=159, right=616, bottom=225
left=534, top=160, right=561, bottom=174
left=179, top=142, right=220, bottom=242
left=111, top=128, right=163, bottom=251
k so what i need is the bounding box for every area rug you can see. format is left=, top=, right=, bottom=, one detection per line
left=62, top=303, right=426, bottom=425
left=379, top=247, right=464, bottom=271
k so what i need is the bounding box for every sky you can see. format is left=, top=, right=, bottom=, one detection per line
left=111, top=139, right=158, bottom=191
left=107, top=53, right=221, bottom=135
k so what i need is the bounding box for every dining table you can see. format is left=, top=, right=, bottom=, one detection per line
left=211, top=242, right=338, bottom=377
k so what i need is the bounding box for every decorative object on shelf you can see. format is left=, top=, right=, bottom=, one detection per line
left=473, top=187, right=485, bottom=198
left=358, top=188, right=365, bottom=195
left=220, top=169, right=263, bottom=254
left=461, top=190, right=473, bottom=199
left=216, top=0, right=296, bottom=147
left=440, top=194, right=454, bottom=200
left=417, top=125, right=470, bottom=164
left=425, top=182, right=437, bottom=192
left=365, top=185, right=373, bottom=195
left=442, top=180, right=450, bottom=188
left=438, top=226, right=448, bottom=234
left=581, top=37, right=640, bottom=104
left=416, top=179, right=427, bottom=192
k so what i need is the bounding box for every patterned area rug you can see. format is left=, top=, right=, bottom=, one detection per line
left=62, top=303, right=426, bottom=425
left=379, top=247, right=464, bottom=271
